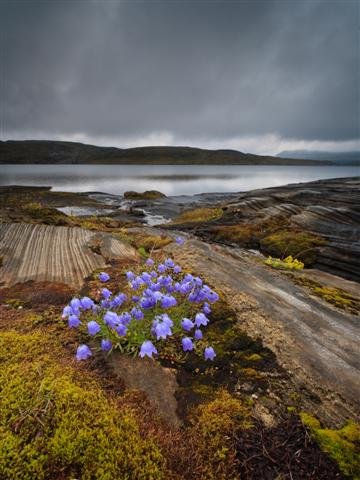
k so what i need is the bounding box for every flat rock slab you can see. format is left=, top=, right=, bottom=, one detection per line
left=0, top=222, right=137, bottom=289
left=108, top=354, right=180, bottom=427
left=167, top=238, right=360, bottom=422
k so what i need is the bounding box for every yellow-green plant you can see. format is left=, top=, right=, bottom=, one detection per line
left=265, top=255, right=304, bottom=271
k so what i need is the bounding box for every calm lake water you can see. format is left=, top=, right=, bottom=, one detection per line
left=0, top=165, right=358, bottom=196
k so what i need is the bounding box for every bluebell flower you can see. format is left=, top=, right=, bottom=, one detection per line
left=184, top=273, right=194, bottom=282
left=100, top=299, right=111, bottom=309
left=161, top=314, right=174, bottom=327
left=70, top=298, right=81, bottom=311
left=188, top=291, right=200, bottom=303
left=139, top=340, right=158, bottom=358
left=88, top=320, right=101, bottom=336
left=101, top=339, right=112, bottom=351
left=99, top=272, right=110, bottom=282
left=141, top=272, right=152, bottom=283
left=130, top=278, right=143, bottom=290
left=140, top=295, right=156, bottom=309
left=131, top=307, right=144, bottom=320
left=194, top=329, right=203, bottom=340
left=152, top=317, right=172, bottom=340
left=118, top=312, right=132, bottom=325
left=173, top=265, right=182, bottom=274
left=158, top=264, right=166, bottom=273
left=80, top=296, right=94, bottom=310
left=161, top=295, right=177, bottom=308
left=182, top=337, right=194, bottom=352
left=195, top=313, right=209, bottom=327
left=179, top=281, right=193, bottom=295
left=104, top=311, right=118, bottom=328
left=68, top=315, right=81, bottom=328
left=207, top=290, right=219, bottom=303
left=165, top=258, right=175, bottom=268
left=175, top=236, right=185, bottom=245
left=150, top=281, right=162, bottom=292
left=174, top=282, right=181, bottom=292
left=194, top=277, right=203, bottom=287
left=116, top=324, right=128, bottom=336
left=150, top=270, right=158, bottom=278
left=203, top=302, right=211, bottom=315
left=62, top=305, right=72, bottom=318
left=181, top=318, right=194, bottom=331
left=111, top=293, right=127, bottom=308
left=101, top=288, right=112, bottom=299
left=146, top=258, right=155, bottom=266
left=126, top=271, right=135, bottom=281
left=132, top=295, right=139, bottom=302
left=204, top=346, right=216, bottom=361
left=76, top=344, right=92, bottom=360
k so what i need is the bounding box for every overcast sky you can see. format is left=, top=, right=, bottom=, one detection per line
left=1, top=0, right=359, bottom=154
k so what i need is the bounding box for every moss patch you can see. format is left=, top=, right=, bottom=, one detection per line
left=172, top=207, right=223, bottom=224
left=124, top=190, right=166, bottom=200
left=0, top=331, right=165, bottom=480
left=133, top=234, right=173, bottom=252
left=21, top=202, right=74, bottom=226
left=260, top=230, right=326, bottom=266
left=293, top=276, right=360, bottom=315
left=300, top=412, right=360, bottom=478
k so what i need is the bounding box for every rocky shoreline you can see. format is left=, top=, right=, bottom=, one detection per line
left=0, top=177, right=359, bottom=478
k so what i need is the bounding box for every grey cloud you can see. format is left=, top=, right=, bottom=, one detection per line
left=1, top=0, right=358, bottom=145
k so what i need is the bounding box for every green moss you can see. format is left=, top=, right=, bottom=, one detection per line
left=244, top=353, right=262, bottom=362
left=300, top=412, right=360, bottom=478
left=260, top=230, right=325, bottom=266
left=135, top=234, right=173, bottom=252
left=172, top=207, right=223, bottom=224
left=123, top=190, right=166, bottom=200
left=293, top=276, right=360, bottom=315
left=4, top=299, right=25, bottom=309
left=187, top=390, right=252, bottom=479
left=0, top=331, right=165, bottom=480
left=210, top=216, right=289, bottom=247
left=21, top=202, right=72, bottom=226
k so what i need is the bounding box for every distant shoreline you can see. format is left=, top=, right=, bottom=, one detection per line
left=0, top=140, right=339, bottom=165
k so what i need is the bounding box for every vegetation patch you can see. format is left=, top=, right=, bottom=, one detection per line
left=172, top=207, right=223, bottom=224
left=133, top=233, right=173, bottom=253
left=260, top=230, right=326, bottom=266
left=293, top=276, right=360, bottom=315
left=209, top=216, right=289, bottom=247
left=0, top=331, right=165, bottom=480
left=124, top=190, right=166, bottom=200
left=265, top=255, right=304, bottom=271
left=300, top=412, right=360, bottom=478
left=21, top=202, right=74, bottom=226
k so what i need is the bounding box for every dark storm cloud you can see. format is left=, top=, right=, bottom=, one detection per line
left=1, top=0, right=359, bottom=145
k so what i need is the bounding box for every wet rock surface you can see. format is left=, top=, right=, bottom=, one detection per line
left=162, top=236, right=360, bottom=423
left=163, top=177, right=360, bottom=282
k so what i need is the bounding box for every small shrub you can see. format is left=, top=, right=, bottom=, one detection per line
left=265, top=255, right=304, bottom=271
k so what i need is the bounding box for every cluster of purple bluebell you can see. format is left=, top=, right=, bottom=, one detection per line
left=62, top=236, right=217, bottom=363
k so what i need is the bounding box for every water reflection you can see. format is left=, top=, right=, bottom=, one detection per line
left=0, top=164, right=358, bottom=196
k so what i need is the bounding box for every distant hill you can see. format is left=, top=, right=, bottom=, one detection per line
left=277, top=149, right=360, bottom=165
left=0, top=140, right=332, bottom=165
